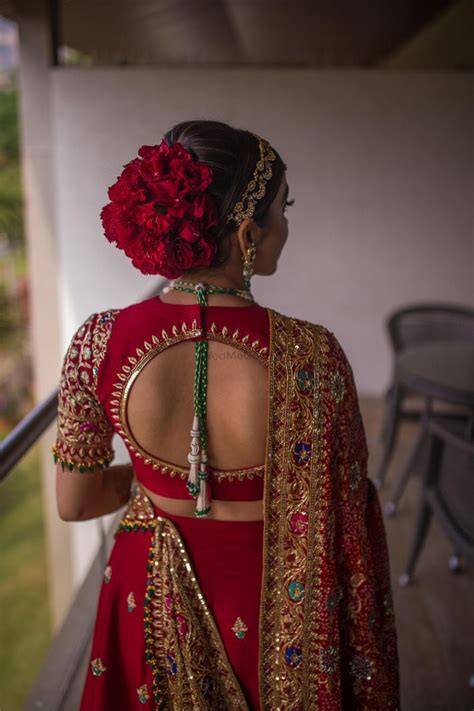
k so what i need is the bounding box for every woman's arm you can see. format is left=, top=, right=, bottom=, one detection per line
left=56, top=462, right=134, bottom=521
left=53, top=311, right=128, bottom=522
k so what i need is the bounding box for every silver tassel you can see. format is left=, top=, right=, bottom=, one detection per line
left=196, top=450, right=211, bottom=517
left=186, top=414, right=200, bottom=497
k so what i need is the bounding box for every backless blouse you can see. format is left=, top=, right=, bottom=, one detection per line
left=53, top=295, right=270, bottom=502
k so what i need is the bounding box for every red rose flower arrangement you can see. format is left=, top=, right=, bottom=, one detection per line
left=100, top=141, right=219, bottom=278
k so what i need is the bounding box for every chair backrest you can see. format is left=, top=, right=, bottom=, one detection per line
left=387, top=303, right=474, bottom=353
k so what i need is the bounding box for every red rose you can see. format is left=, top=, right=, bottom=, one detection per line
left=193, top=238, right=217, bottom=268
left=170, top=239, right=196, bottom=272
left=101, top=140, right=220, bottom=276
left=179, top=221, right=202, bottom=243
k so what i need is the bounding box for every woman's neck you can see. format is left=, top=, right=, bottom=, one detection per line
left=159, top=274, right=254, bottom=307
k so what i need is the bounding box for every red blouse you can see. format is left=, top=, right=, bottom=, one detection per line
left=54, top=295, right=270, bottom=502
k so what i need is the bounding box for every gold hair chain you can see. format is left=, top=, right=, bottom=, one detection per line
left=226, top=134, right=277, bottom=227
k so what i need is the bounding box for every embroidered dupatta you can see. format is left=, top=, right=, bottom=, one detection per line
left=118, top=308, right=400, bottom=710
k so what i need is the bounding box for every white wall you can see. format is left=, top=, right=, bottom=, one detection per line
left=52, top=68, right=473, bottom=391
left=50, top=67, right=473, bottom=581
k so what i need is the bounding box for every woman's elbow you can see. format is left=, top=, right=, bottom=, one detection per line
left=55, top=464, right=103, bottom=521
left=56, top=500, right=87, bottom=522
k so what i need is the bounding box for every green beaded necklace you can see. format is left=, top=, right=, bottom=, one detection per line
left=162, top=279, right=255, bottom=517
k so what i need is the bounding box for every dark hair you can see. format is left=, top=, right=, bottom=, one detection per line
left=163, top=120, right=286, bottom=268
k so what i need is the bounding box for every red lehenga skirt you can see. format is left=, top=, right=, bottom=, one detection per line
left=80, top=482, right=264, bottom=710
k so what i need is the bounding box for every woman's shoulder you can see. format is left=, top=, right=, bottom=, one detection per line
left=268, top=307, right=351, bottom=368
left=87, top=295, right=165, bottom=333
left=267, top=306, right=333, bottom=338
left=63, top=308, right=121, bottom=348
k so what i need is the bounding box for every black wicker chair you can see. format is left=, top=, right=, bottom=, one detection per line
left=374, top=303, right=474, bottom=491
left=398, top=417, right=474, bottom=586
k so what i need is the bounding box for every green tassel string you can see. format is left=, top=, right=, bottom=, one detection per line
left=165, top=280, right=254, bottom=517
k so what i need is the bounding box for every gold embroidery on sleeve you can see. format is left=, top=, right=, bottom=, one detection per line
left=53, top=310, right=119, bottom=472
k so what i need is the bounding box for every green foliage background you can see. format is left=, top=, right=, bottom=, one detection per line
left=0, top=82, right=52, bottom=709
left=0, top=88, right=23, bottom=246
left=0, top=446, right=51, bottom=711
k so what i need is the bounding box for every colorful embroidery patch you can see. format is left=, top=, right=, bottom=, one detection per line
left=296, top=369, right=314, bottom=393
left=231, top=617, right=248, bottom=639
left=127, top=592, right=136, bottom=612
left=350, top=654, right=373, bottom=680
left=165, top=654, right=177, bottom=676
left=292, top=441, right=311, bottom=465
left=288, top=580, right=305, bottom=602
left=103, top=565, right=112, bottom=584
left=319, top=646, right=340, bottom=674
left=289, top=511, right=309, bottom=535
left=326, top=586, right=343, bottom=611
left=176, top=613, right=189, bottom=637
left=99, top=311, right=115, bottom=325
left=329, top=370, right=346, bottom=403
left=284, top=645, right=303, bottom=667
left=90, top=657, right=107, bottom=676
left=136, top=684, right=149, bottom=704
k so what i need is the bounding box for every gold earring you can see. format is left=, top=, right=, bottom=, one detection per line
left=242, top=243, right=256, bottom=290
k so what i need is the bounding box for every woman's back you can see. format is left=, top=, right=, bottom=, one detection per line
left=97, top=294, right=271, bottom=519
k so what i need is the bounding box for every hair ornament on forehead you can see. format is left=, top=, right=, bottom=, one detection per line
left=100, top=139, right=219, bottom=279
left=225, top=133, right=277, bottom=227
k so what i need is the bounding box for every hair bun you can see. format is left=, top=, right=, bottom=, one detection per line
left=100, top=140, right=219, bottom=278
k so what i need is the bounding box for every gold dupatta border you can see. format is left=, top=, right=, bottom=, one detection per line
left=260, top=310, right=400, bottom=710
left=259, top=309, right=334, bottom=709
left=117, top=486, right=250, bottom=710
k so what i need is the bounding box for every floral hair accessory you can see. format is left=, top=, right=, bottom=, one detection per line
left=100, top=140, right=219, bottom=278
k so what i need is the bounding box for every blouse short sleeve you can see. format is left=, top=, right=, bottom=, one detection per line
left=52, top=311, right=118, bottom=472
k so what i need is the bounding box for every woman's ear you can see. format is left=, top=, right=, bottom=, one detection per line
left=236, top=218, right=263, bottom=255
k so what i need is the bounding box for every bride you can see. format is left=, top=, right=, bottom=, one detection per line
left=53, top=119, right=400, bottom=709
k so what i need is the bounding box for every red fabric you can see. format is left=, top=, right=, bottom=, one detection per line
left=66, top=299, right=400, bottom=708
left=97, top=296, right=269, bottom=501
left=81, top=502, right=263, bottom=710
left=80, top=297, right=268, bottom=708
left=133, top=458, right=265, bottom=501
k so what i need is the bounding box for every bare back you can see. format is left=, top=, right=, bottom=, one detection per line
left=126, top=336, right=268, bottom=520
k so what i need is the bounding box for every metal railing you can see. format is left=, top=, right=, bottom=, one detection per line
left=0, top=390, right=58, bottom=483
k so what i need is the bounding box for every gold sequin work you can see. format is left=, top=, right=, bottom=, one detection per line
left=136, top=684, right=150, bottom=704
left=116, top=484, right=249, bottom=709
left=231, top=617, right=248, bottom=639
left=90, top=658, right=107, bottom=677
left=127, top=592, right=136, bottom=613
left=52, top=310, right=118, bottom=472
